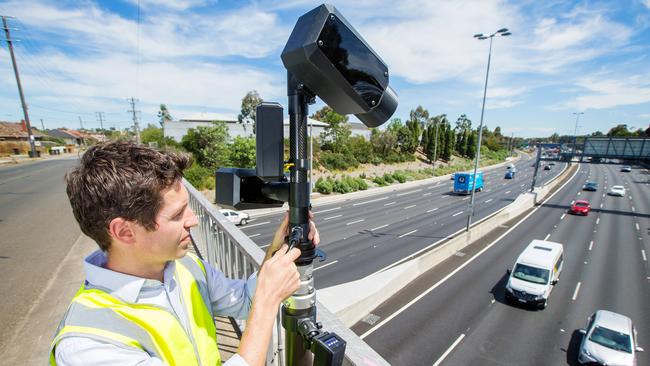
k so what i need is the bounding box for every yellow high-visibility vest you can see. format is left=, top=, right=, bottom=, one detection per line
left=49, top=253, right=221, bottom=366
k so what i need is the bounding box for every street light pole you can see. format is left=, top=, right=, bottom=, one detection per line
left=466, top=28, right=511, bottom=232
left=571, top=112, right=583, bottom=158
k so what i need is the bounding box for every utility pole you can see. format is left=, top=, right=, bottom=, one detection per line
left=433, top=117, right=440, bottom=169
left=40, top=118, right=45, bottom=130
left=2, top=15, right=37, bottom=158
left=128, top=97, right=141, bottom=144
left=78, top=116, right=84, bottom=130
left=96, top=112, right=105, bottom=130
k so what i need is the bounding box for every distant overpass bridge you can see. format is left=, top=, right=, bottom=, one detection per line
left=557, top=137, right=650, bottom=162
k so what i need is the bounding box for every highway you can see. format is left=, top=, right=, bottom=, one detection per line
left=354, top=162, right=649, bottom=365
left=239, top=156, right=564, bottom=288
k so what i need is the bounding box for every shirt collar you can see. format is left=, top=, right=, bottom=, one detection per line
left=84, top=250, right=177, bottom=303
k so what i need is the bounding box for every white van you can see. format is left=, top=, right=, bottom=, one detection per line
left=505, top=240, right=564, bottom=309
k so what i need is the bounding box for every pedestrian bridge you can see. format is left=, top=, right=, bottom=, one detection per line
left=560, top=137, right=650, bottom=162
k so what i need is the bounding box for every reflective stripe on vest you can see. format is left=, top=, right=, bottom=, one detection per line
left=49, top=253, right=221, bottom=366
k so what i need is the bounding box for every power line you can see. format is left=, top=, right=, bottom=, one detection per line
left=128, top=97, right=141, bottom=144
left=96, top=112, right=105, bottom=130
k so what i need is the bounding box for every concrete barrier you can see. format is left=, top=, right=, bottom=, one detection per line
left=320, top=163, right=577, bottom=326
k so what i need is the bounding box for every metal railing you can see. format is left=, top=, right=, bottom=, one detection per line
left=183, top=179, right=390, bottom=366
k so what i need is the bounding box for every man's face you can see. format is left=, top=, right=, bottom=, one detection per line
left=133, top=181, right=198, bottom=263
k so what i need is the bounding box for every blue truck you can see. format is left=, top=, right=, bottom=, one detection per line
left=453, top=171, right=484, bottom=194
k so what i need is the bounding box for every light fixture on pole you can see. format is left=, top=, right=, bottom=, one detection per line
left=466, top=27, right=511, bottom=232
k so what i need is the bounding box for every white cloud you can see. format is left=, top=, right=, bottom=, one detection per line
left=644, top=0, right=650, bottom=9
left=558, top=73, right=650, bottom=110
left=124, top=0, right=210, bottom=11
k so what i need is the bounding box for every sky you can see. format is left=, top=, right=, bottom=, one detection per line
left=0, top=0, right=649, bottom=138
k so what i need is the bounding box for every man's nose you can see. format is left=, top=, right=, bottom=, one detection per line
left=185, top=209, right=199, bottom=228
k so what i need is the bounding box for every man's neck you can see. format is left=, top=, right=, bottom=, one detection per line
left=105, top=251, right=166, bottom=282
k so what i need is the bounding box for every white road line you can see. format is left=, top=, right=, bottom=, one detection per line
left=632, top=206, right=636, bottom=212
left=313, top=207, right=341, bottom=214
left=242, top=221, right=270, bottom=229
left=360, top=163, right=583, bottom=339
left=544, top=233, right=551, bottom=240
left=452, top=211, right=464, bottom=217
left=596, top=218, right=600, bottom=225
left=505, top=190, right=511, bottom=194
left=485, top=189, right=491, bottom=192
left=462, top=196, right=470, bottom=201
left=642, top=250, right=647, bottom=262
left=398, top=229, right=417, bottom=238
left=636, top=223, right=640, bottom=231
left=572, top=282, right=582, bottom=301
left=577, top=192, right=581, bottom=196
left=432, top=333, right=466, bottom=366
left=560, top=213, right=566, bottom=220
left=520, top=183, right=526, bottom=187
left=589, top=241, right=594, bottom=251
left=599, top=203, right=603, bottom=209
left=248, top=233, right=261, bottom=238
left=346, top=219, right=365, bottom=225
left=323, top=214, right=342, bottom=221
left=397, top=189, right=422, bottom=197
left=314, top=260, right=339, bottom=271
left=404, top=204, right=417, bottom=210
left=427, top=207, right=439, bottom=213
left=384, top=201, right=396, bottom=206
left=260, top=243, right=271, bottom=249
left=371, top=224, right=389, bottom=231
left=423, top=192, right=432, bottom=196
left=353, top=197, right=388, bottom=206
left=485, top=198, right=493, bottom=203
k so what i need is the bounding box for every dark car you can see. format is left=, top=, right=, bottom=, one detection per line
left=583, top=181, right=598, bottom=191
left=570, top=200, right=591, bottom=216
left=505, top=171, right=515, bottom=179
left=621, top=165, right=632, bottom=172
left=544, top=165, right=551, bottom=171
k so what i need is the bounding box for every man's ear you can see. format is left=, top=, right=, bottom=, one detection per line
left=108, top=217, right=137, bottom=245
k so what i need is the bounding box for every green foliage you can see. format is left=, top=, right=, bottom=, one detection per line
left=181, top=122, right=230, bottom=169
left=383, top=173, right=395, bottom=183
left=355, top=177, right=368, bottom=190
left=238, top=90, right=263, bottom=135
left=392, top=171, right=407, bottom=183
left=315, top=177, right=334, bottom=194
left=183, top=163, right=214, bottom=190
left=319, top=151, right=359, bottom=170
left=373, top=176, right=387, bottom=186
left=157, top=104, right=173, bottom=127
left=348, top=136, right=374, bottom=163
left=228, top=136, right=256, bottom=168
left=314, top=106, right=351, bottom=153
left=332, top=178, right=353, bottom=194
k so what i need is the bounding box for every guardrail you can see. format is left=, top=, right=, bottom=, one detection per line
left=183, top=178, right=389, bottom=366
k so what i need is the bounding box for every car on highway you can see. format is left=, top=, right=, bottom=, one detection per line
left=577, top=310, right=644, bottom=365
left=505, top=170, right=515, bottom=179
left=219, top=209, right=250, bottom=225
left=608, top=185, right=626, bottom=197
left=570, top=200, right=591, bottom=216
left=583, top=181, right=598, bottom=191
left=620, top=165, right=632, bottom=172
left=505, top=240, right=564, bottom=310
left=549, top=161, right=556, bottom=166
left=544, top=165, right=552, bottom=171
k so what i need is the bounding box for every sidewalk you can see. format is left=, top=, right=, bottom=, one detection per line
left=2, top=234, right=240, bottom=365
left=0, top=152, right=78, bottom=168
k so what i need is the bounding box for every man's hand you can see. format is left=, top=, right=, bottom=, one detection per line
left=264, top=212, right=320, bottom=261
left=257, top=245, right=301, bottom=305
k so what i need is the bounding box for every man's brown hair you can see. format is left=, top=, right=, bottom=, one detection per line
left=65, top=141, right=191, bottom=251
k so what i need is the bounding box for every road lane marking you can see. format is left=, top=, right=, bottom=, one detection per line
left=600, top=203, right=603, bottom=208
left=544, top=233, right=551, bottom=240
left=404, top=204, right=417, bottom=210
left=314, top=260, right=338, bottom=271
left=427, top=207, right=439, bottom=213
left=260, top=243, right=271, bottom=249
left=561, top=213, right=566, bottom=220
left=505, top=190, right=511, bottom=194
left=632, top=206, right=636, bottom=212
left=452, top=211, right=463, bottom=217
left=636, top=223, right=640, bottom=231
left=520, top=183, right=526, bottom=187
left=371, top=224, right=389, bottom=231
left=314, top=207, right=341, bottom=214
left=242, top=221, right=270, bottom=229
left=353, top=197, right=388, bottom=206
left=642, top=250, right=647, bottom=262
left=485, top=198, right=493, bottom=203
left=384, top=201, right=396, bottom=206
left=397, top=189, right=422, bottom=196
left=323, top=214, right=342, bottom=221
left=248, top=233, right=261, bottom=238
left=423, top=192, right=432, bottom=196
left=346, top=219, right=365, bottom=225
left=433, top=333, right=465, bottom=366
left=596, top=218, right=600, bottom=225
left=577, top=192, right=581, bottom=196
left=589, top=241, right=594, bottom=251
left=398, top=229, right=417, bottom=238
left=462, top=196, right=470, bottom=200
left=572, top=282, right=581, bottom=301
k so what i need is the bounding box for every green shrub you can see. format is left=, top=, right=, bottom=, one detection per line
left=343, top=175, right=359, bottom=191
left=184, top=163, right=213, bottom=189
left=383, top=173, right=395, bottom=183
left=355, top=177, right=368, bottom=190
left=359, top=172, right=367, bottom=179
left=319, top=151, right=359, bottom=170
left=333, top=178, right=353, bottom=193
left=315, top=177, right=333, bottom=194
left=373, top=176, right=387, bottom=186
left=393, top=171, right=407, bottom=183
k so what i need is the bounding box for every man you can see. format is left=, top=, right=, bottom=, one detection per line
left=50, top=141, right=319, bottom=366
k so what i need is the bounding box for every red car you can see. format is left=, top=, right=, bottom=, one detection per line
left=570, top=200, right=591, bottom=215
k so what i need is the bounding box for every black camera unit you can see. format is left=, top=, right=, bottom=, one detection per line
left=216, top=4, right=397, bottom=366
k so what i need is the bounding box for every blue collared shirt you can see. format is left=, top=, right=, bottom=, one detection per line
left=55, top=250, right=256, bottom=366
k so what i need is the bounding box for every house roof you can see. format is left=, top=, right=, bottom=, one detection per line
left=45, top=128, right=86, bottom=140
left=0, top=121, right=46, bottom=138
left=179, top=112, right=238, bottom=122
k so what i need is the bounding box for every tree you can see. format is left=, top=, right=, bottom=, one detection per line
left=421, top=127, right=429, bottom=149
left=313, top=106, right=351, bottom=153
left=466, top=131, right=477, bottom=159
left=181, top=122, right=230, bottom=169
left=591, top=131, right=604, bottom=137
left=238, top=90, right=263, bottom=135
left=549, top=133, right=560, bottom=143
left=228, top=136, right=256, bottom=168
left=157, top=104, right=173, bottom=127
left=443, top=128, right=454, bottom=161
left=606, top=124, right=633, bottom=137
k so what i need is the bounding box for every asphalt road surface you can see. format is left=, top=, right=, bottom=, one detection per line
left=239, top=156, right=565, bottom=288
left=0, top=157, right=81, bottom=354
left=357, top=162, right=649, bottom=366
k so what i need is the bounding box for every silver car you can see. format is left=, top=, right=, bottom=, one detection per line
left=578, top=310, right=644, bottom=365
left=608, top=185, right=626, bottom=197
left=219, top=209, right=250, bottom=225
left=621, top=165, right=632, bottom=172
